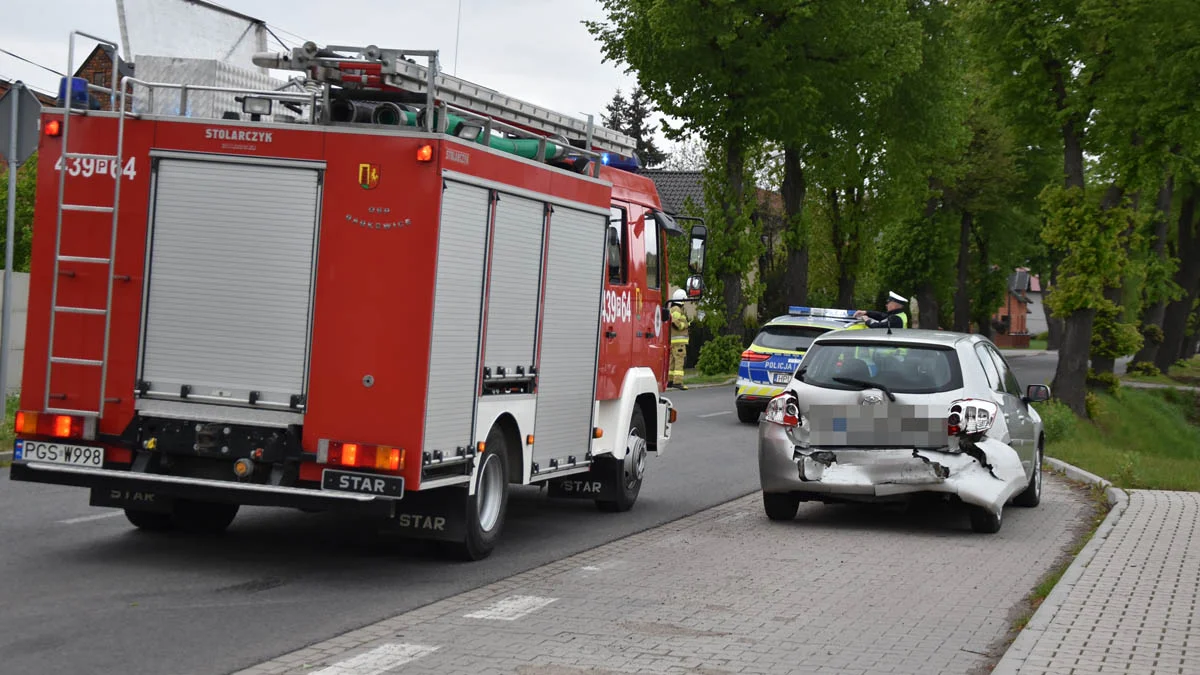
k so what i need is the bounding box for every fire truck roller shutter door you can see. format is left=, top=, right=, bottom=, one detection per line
left=533, top=205, right=607, bottom=468
left=483, top=193, right=544, bottom=378
left=139, top=158, right=321, bottom=407
left=423, top=181, right=491, bottom=456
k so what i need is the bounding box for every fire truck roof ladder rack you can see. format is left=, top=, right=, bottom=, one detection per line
left=44, top=30, right=130, bottom=420
left=251, top=42, right=637, bottom=167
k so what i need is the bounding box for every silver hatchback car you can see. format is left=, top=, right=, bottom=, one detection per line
left=757, top=329, right=1050, bottom=533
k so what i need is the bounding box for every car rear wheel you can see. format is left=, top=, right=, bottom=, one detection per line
left=1013, top=441, right=1043, bottom=507
left=968, top=505, right=1002, bottom=534
left=763, top=492, right=800, bottom=521
left=736, top=402, right=760, bottom=424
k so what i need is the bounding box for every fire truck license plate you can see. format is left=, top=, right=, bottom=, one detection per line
left=13, top=440, right=104, bottom=467
left=321, top=469, right=404, bottom=498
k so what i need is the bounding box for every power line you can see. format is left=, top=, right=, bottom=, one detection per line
left=0, top=73, right=57, bottom=99
left=0, top=48, right=64, bottom=77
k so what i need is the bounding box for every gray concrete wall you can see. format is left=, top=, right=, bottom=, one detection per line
left=0, top=271, right=29, bottom=394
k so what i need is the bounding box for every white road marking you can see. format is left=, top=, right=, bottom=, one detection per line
left=312, top=643, right=439, bottom=675
left=697, top=411, right=732, bottom=418
left=463, top=595, right=558, bottom=621
left=581, top=566, right=602, bottom=571
left=58, top=511, right=123, bottom=525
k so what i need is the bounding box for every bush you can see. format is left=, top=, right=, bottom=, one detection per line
left=1085, top=390, right=1102, bottom=419
left=1034, top=331, right=1050, bottom=341
left=1126, top=361, right=1161, bottom=377
left=1141, top=323, right=1164, bottom=346
left=696, top=334, right=744, bottom=375
left=1034, top=399, right=1079, bottom=443
left=1086, top=368, right=1121, bottom=394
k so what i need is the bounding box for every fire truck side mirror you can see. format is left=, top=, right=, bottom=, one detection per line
left=685, top=275, right=705, bottom=299
left=688, top=225, right=707, bottom=275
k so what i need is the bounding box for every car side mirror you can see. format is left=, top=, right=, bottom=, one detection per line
left=1024, top=384, right=1051, bottom=403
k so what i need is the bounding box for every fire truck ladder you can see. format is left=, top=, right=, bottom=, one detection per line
left=252, top=42, right=638, bottom=157
left=44, top=30, right=129, bottom=420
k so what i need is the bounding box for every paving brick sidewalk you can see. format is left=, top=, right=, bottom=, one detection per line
left=236, top=476, right=1089, bottom=675
left=995, top=490, right=1200, bottom=675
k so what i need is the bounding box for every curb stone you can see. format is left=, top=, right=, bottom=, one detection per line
left=990, top=456, right=1129, bottom=675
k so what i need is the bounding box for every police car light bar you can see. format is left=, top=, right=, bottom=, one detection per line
left=788, top=306, right=859, bottom=320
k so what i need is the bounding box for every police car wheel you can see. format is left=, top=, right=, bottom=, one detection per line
left=124, top=508, right=174, bottom=532
left=763, top=492, right=800, bottom=521
left=171, top=500, right=239, bottom=534
left=595, top=407, right=646, bottom=513
left=736, top=402, right=760, bottom=424
left=448, top=426, right=509, bottom=561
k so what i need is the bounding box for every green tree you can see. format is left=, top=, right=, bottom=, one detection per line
left=0, top=152, right=37, bottom=273
left=600, top=87, right=669, bottom=168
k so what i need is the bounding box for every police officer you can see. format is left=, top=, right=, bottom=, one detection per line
left=669, top=289, right=690, bottom=390
left=855, top=291, right=909, bottom=329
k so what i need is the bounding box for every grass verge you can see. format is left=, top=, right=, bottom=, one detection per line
left=1123, top=355, right=1200, bottom=387
left=683, top=369, right=736, bottom=386
left=0, top=393, right=16, bottom=467
left=1033, top=386, right=1200, bottom=491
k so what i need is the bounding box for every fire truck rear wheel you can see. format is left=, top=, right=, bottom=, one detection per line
left=595, top=406, right=647, bottom=513
left=447, top=425, right=510, bottom=561
left=171, top=500, right=240, bottom=534
left=124, top=509, right=174, bottom=532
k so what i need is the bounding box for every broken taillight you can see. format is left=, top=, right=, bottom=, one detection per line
left=763, top=393, right=801, bottom=428
left=948, top=399, right=999, bottom=437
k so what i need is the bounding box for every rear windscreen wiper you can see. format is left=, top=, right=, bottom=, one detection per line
left=832, top=377, right=896, bottom=402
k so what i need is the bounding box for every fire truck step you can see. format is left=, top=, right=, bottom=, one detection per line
left=64, top=152, right=119, bottom=161
left=53, top=305, right=108, bottom=316
left=57, top=255, right=112, bottom=265
left=44, top=406, right=100, bottom=418
left=61, top=204, right=114, bottom=213
left=50, top=356, right=104, bottom=367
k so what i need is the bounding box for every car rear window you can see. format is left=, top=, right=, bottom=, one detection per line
left=797, top=342, right=964, bottom=394
left=753, top=325, right=830, bottom=352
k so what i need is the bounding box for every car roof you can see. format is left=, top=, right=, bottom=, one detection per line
left=812, top=328, right=982, bottom=347
left=761, top=315, right=853, bottom=330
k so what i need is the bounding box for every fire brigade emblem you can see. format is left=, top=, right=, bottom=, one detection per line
left=358, top=163, right=380, bottom=190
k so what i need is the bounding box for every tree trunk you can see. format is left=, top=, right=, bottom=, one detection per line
left=1043, top=263, right=1063, bottom=350
left=1091, top=184, right=1134, bottom=375
left=1185, top=305, right=1200, bottom=361
left=779, top=146, right=808, bottom=306
left=916, top=282, right=940, bottom=330
left=1158, top=185, right=1199, bottom=371
left=1132, top=175, right=1176, bottom=367
left=1053, top=309, right=1096, bottom=416
left=954, top=210, right=972, bottom=332
left=721, top=132, right=746, bottom=338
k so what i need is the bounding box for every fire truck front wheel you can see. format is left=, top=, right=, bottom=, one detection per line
left=447, top=426, right=510, bottom=561
left=595, top=406, right=647, bottom=513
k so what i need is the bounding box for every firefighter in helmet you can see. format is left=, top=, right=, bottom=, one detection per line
left=669, top=289, right=690, bottom=390
left=854, top=291, right=910, bottom=329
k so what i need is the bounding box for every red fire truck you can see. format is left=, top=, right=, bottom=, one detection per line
left=8, top=33, right=707, bottom=560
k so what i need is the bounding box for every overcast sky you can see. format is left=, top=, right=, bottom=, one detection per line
left=1, top=0, right=672, bottom=147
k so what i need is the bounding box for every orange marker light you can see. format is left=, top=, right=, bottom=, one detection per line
left=44, top=119, right=61, bottom=137
left=53, top=415, right=72, bottom=438
left=341, top=443, right=358, bottom=466
left=416, top=144, right=434, bottom=162
left=476, top=441, right=486, bottom=453
left=389, top=447, right=403, bottom=471
left=526, top=435, right=535, bottom=446
left=593, top=428, right=603, bottom=439
left=15, top=411, right=34, bottom=435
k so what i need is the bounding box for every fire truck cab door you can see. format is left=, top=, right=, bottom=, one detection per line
left=598, top=204, right=635, bottom=401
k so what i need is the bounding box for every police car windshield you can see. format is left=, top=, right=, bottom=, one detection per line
left=754, top=325, right=829, bottom=352
left=799, top=342, right=964, bottom=394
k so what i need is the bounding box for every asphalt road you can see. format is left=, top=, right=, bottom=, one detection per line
left=0, top=353, right=1064, bottom=675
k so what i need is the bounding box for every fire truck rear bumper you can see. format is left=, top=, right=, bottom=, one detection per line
left=8, top=461, right=398, bottom=516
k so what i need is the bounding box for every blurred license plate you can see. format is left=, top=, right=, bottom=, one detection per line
left=14, top=440, right=104, bottom=467
left=770, top=371, right=793, bottom=384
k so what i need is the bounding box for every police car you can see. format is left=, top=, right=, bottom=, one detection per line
left=735, top=307, right=861, bottom=423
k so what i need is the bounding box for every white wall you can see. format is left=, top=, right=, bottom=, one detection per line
left=0, top=271, right=29, bottom=393
left=1026, top=291, right=1048, bottom=336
